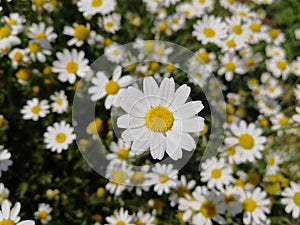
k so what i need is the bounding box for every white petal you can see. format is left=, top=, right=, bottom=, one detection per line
left=173, top=101, right=204, bottom=119
left=159, top=78, right=175, bottom=107
left=143, top=77, right=160, bottom=106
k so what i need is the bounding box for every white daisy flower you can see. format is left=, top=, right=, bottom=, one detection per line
left=265, top=27, right=285, bottom=45
left=266, top=57, right=290, bottom=80
left=77, top=0, right=116, bottom=17
left=239, top=187, right=271, bottom=225
left=106, top=138, right=132, bottom=162
left=27, top=22, right=57, bottom=43
left=218, top=53, right=246, bottom=81
left=192, top=0, right=214, bottom=14
left=293, top=107, right=300, bottom=123
left=0, top=25, right=21, bottom=53
left=34, top=203, right=52, bottom=224
left=117, top=77, right=204, bottom=160
left=270, top=113, right=290, bottom=135
left=200, top=157, right=234, bottom=190
left=219, top=185, right=243, bottom=216
left=25, top=40, right=51, bottom=63
left=0, top=183, right=9, bottom=203
left=106, top=208, right=133, bottom=225
left=127, top=165, right=152, bottom=196
left=225, top=120, right=266, bottom=163
left=43, top=121, right=76, bottom=153
left=230, top=2, right=257, bottom=22
left=50, top=90, right=69, bottom=114
left=8, top=48, right=29, bottom=68
left=104, top=42, right=124, bottom=63
left=0, top=146, right=13, bottom=178
left=295, top=28, right=300, bottom=40
left=281, top=182, right=300, bottom=219
left=0, top=200, right=35, bottom=225
left=257, top=98, right=281, bottom=116
left=294, top=84, right=300, bottom=101
left=150, top=163, right=178, bottom=196
left=176, top=2, right=197, bottom=19
left=265, top=153, right=282, bottom=176
left=225, top=16, right=251, bottom=47
left=227, top=93, right=241, bottom=106
left=132, top=210, right=155, bottom=225
left=291, top=56, right=300, bottom=76
left=52, top=49, right=90, bottom=84
left=20, top=98, right=50, bottom=121
left=102, top=13, right=121, bottom=34
left=265, top=45, right=286, bottom=59
left=88, top=66, right=133, bottom=109
left=192, top=15, right=227, bottom=46
left=2, top=12, right=26, bottom=34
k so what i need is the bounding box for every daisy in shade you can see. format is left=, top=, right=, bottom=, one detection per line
left=20, top=98, right=50, bottom=121
left=266, top=57, right=290, bottom=80
left=0, top=183, right=9, bottom=203
left=77, top=0, right=116, bottom=17
left=101, top=13, right=121, bottom=34
left=50, top=90, right=69, bottom=114
left=0, top=146, right=13, bottom=178
left=200, top=157, right=234, bottom=190
left=88, top=66, right=133, bottom=109
left=225, top=120, right=267, bottom=163
left=192, top=15, right=227, bottom=46
left=8, top=48, right=29, bottom=68
left=106, top=208, right=133, bottom=225
left=104, top=42, right=124, bottom=63
left=44, top=121, right=76, bottom=153
left=52, top=49, right=90, bottom=84
left=0, top=200, right=35, bottom=225
left=117, top=77, right=204, bottom=160
left=150, top=163, right=178, bottom=196
left=239, top=187, right=271, bottom=225
left=281, top=182, right=300, bottom=218
left=34, top=203, right=52, bottom=224
left=218, top=53, right=246, bottom=81
left=132, top=210, right=156, bottom=225
left=27, top=22, right=57, bottom=43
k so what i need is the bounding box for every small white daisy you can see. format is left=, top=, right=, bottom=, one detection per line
left=0, top=183, right=9, bottom=203
left=34, top=203, right=52, bottom=224
left=50, top=90, right=69, bottom=114
left=8, top=48, right=29, bottom=68
left=281, top=182, right=300, bottom=219
left=77, top=0, right=116, bottom=17
left=0, top=146, right=13, bottom=178
left=27, top=22, right=57, bottom=43
left=20, top=98, right=50, bottom=121
left=106, top=208, right=133, bottom=225
left=104, top=42, right=124, bottom=63
left=132, top=210, right=155, bottom=225
left=265, top=153, right=282, bottom=176
left=25, top=40, right=51, bottom=63
left=292, top=107, right=300, bottom=123
left=106, top=138, right=132, bottom=162
left=102, top=13, right=121, bottom=34
left=2, top=12, right=26, bottom=34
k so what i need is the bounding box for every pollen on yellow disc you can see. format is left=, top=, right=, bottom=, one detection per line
left=33, top=86, right=40, bottom=94
left=111, top=170, right=126, bottom=184
left=43, top=66, right=54, bottom=76
left=36, top=32, right=47, bottom=39
left=165, top=64, right=175, bottom=73
left=65, top=61, right=78, bottom=74
left=55, top=132, right=67, bottom=144
left=177, top=186, right=189, bottom=197
left=197, top=51, right=209, bottom=64
left=200, top=200, right=217, bottom=219
left=17, top=68, right=31, bottom=81
left=115, top=221, right=126, bottom=225
left=224, top=194, right=236, bottom=204
left=149, top=61, right=160, bottom=72
left=55, top=98, right=63, bottom=105
left=34, top=0, right=45, bottom=7
left=159, top=22, right=168, bottom=32
left=29, top=42, right=42, bottom=53
left=91, top=0, right=103, bottom=8
left=226, top=39, right=236, bottom=48
left=131, top=171, right=145, bottom=185
left=293, top=192, right=300, bottom=207
left=243, top=198, right=257, bottom=212
left=265, top=182, right=280, bottom=195
left=198, top=0, right=206, bottom=3
left=105, top=21, right=114, bottom=29
left=7, top=19, right=17, bottom=26
left=105, top=80, right=120, bottom=95
left=13, top=52, right=23, bottom=62
left=203, top=27, right=216, bottom=38
left=201, top=124, right=209, bottom=135
left=145, top=106, right=174, bottom=133
left=0, top=219, right=16, bottom=225
left=232, top=25, right=243, bottom=35
left=211, top=168, right=222, bottom=179
left=143, top=41, right=155, bottom=53
left=269, top=29, right=279, bottom=39
left=127, top=64, right=136, bottom=72
left=250, top=23, right=261, bottom=32
left=0, top=27, right=11, bottom=38
left=227, top=146, right=236, bottom=156
left=276, top=60, right=287, bottom=70
left=31, top=105, right=41, bottom=114
left=112, top=49, right=120, bottom=56
left=74, top=25, right=90, bottom=41
left=235, top=179, right=245, bottom=188
left=117, top=148, right=129, bottom=159
left=86, top=118, right=103, bottom=135
left=238, top=133, right=254, bottom=150
left=226, top=104, right=235, bottom=115
left=96, top=187, right=105, bottom=197
left=239, top=11, right=247, bottom=17
left=225, top=62, right=236, bottom=71
left=104, top=38, right=112, bottom=46
left=246, top=58, right=255, bottom=67
left=38, top=210, right=48, bottom=220
left=158, top=173, right=169, bottom=184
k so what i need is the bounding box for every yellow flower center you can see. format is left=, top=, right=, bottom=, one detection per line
left=145, top=106, right=174, bottom=133
left=111, top=170, right=126, bottom=184
left=276, top=60, right=287, bottom=70
left=224, top=194, right=236, bottom=204
left=74, top=25, right=90, bottom=41
left=135, top=220, right=145, bottom=225
left=65, top=61, right=79, bottom=73
left=232, top=25, right=243, bottom=35
left=239, top=11, right=247, bottom=17
left=268, top=156, right=275, bottom=166
left=143, top=41, right=154, bottom=53
left=227, top=146, right=236, bottom=156
left=55, top=98, right=63, bottom=105
left=131, top=171, right=145, bottom=185
left=36, top=32, right=47, bottom=39
left=31, top=105, right=41, bottom=114
left=159, top=22, right=168, bottom=32
left=197, top=51, right=209, bottom=63
left=246, top=58, right=255, bottom=67
left=225, top=61, right=236, bottom=71
left=91, top=0, right=103, bottom=8
left=269, top=29, right=279, bottom=39
left=198, top=0, right=206, bottom=3
left=157, top=47, right=165, bottom=57
left=29, top=42, right=42, bottom=53
left=203, top=27, right=216, bottom=38
left=105, top=21, right=114, bottom=28
left=243, top=198, right=257, bottom=212
left=117, top=148, right=129, bottom=159
left=105, top=80, right=120, bottom=95
left=247, top=172, right=260, bottom=185
left=211, top=168, right=222, bottom=179
left=200, top=201, right=217, bottom=219
left=0, top=219, right=16, bottom=225
left=17, top=69, right=31, bottom=81
left=226, top=39, right=236, bottom=48
left=250, top=23, right=261, bottom=32
left=183, top=10, right=190, bottom=16
left=0, top=27, right=11, bottom=38
left=177, top=186, right=190, bottom=197
left=34, top=0, right=45, bottom=7
left=112, top=49, right=120, bottom=56
left=293, top=192, right=300, bottom=207
left=238, top=133, right=254, bottom=150
left=55, top=132, right=67, bottom=144
left=279, top=116, right=288, bottom=126
left=158, top=173, right=169, bottom=184
left=7, top=19, right=17, bottom=25
left=13, top=52, right=23, bottom=62
left=0, top=118, right=7, bottom=129
left=38, top=210, right=48, bottom=220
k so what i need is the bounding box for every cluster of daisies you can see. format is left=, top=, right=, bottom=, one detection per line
left=1, top=0, right=300, bottom=224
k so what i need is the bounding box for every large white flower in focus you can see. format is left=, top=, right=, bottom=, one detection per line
left=117, top=77, right=204, bottom=160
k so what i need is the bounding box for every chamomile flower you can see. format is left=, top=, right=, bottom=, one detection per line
left=230, top=2, right=256, bottom=22
left=26, top=40, right=51, bottom=63
left=0, top=200, right=35, bottom=225
left=270, top=113, right=290, bottom=135
left=265, top=153, right=282, bottom=176
left=220, top=186, right=243, bottom=216
left=0, top=146, right=13, bottom=178
left=117, top=77, right=204, bottom=160
left=20, top=98, right=50, bottom=121
left=106, top=208, right=133, bottom=225
left=150, top=163, right=178, bottom=195
left=192, top=0, right=214, bottom=14
left=226, top=16, right=251, bottom=47
left=2, top=13, right=25, bottom=34
left=27, top=22, right=57, bottom=43
left=192, top=15, right=227, bottom=46
left=104, top=42, right=124, bottom=63
left=225, top=120, right=266, bottom=163
left=218, top=53, right=246, bottom=81
left=52, top=49, right=90, bottom=84
left=239, top=187, right=271, bottom=225
left=266, top=57, right=290, bottom=80
left=200, top=157, right=234, bottom=189
left=8, top=48, right=29, bottom=68
left=281, top=182, right=300, bottom=219
left=77, top=0, right=116, bottom=17
left=132, top=210, right=155, bottom=225
left=266, top=45, right=286, bottom=59
left=294, top=84, right=300, bottom=101
left=176, top=2, right=197, bottom=19
left=88, top=66, right=133, bottom=109
left=106, top=138, right=132, bottom=162
left=291, top=56, right=300, bottom=76
left=292, top=107, right=300, bottom=123
left=34, top=203, right=52, bottom=224
left=44, top=121, right=76, bottom=153
left=266, top=28, right=285, bottom=45
left=128, top=165, right=152, bottom=195
left=102, top=13, right=121, bottom=34
left=257, top=98, right=281, bottom=116
left=0, top=25, right=21, bottom=53
left=0, top=183, right=9, bottom=203
left=50, top=90, right=69, bottom=114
